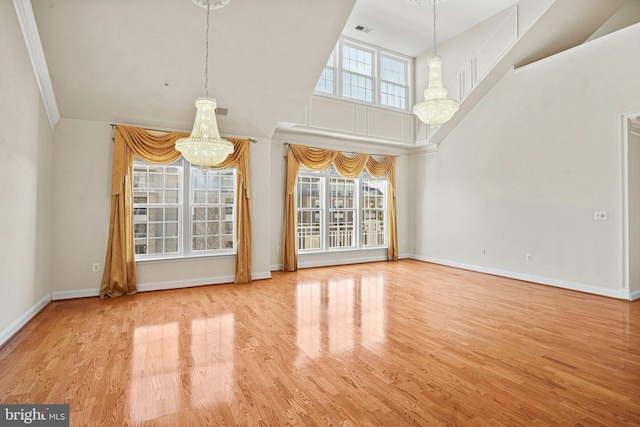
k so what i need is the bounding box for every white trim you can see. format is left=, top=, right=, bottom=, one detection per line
left=630, top=289, right=640, bottom=301
left=621, top=110, right=640, bottom=298
left=52, top=288, right=100, bottom=301
left=12, top=0, right=60, bottom=129
left=412, top=255, right=628, bottom=300
left=51, top=271, right=271, bottom=300
left=137, top=275, right=229, bottom=292
left=271, top=264, right=283, bottom=271
left=0, top=293, right=51, bottom=347
left=251, top=271, right=272, bottom=280
left=298, top=254, right=387, bottom=269
left=137, top=271, right=272, bottom=292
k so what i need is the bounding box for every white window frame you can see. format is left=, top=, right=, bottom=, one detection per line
left=133, top=157, right=236, bottom=261
left=296, top=166, right=388, bottom=254
left=313, top=36, right=413, bottom=113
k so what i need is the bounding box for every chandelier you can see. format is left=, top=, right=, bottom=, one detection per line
left=412, top=0, right=459, bottom=129
left=176, top=0, right=234, bottom=172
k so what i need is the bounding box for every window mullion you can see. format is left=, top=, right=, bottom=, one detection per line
left=182, top=158, right=190, bottom=257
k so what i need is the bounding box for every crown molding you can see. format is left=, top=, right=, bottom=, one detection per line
left=13, top=0, right=60, bottom=130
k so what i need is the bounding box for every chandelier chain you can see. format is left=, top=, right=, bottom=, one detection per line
left=205, top=0, right=210, bottom=97
left=433, top=2, right=437, bottom=57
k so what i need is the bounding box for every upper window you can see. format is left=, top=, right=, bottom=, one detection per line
left=314, top=37, right=412, bottom=112
left=296, top=166, right=387, bottom=252
left=132, top=158, right=236, bottom=260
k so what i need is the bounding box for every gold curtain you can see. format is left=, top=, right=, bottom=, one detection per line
left=282, top=144, right=398, bottom=272
left=101, top=126, right=252, bottom=298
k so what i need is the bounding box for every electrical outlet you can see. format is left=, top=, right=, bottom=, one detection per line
left=526, top=254, right=532, bottom=262
left=481, top=249, right=486, bottom=255
left=594, top=211, right=608, bottom=220
left=92, top=263, right=100, bottom=272
left=277, top=246, right=281, bottom=253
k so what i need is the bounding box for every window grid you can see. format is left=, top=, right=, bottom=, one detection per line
left=315, top=51, right=335, bottom=95
left=342, top=44, right=374, bottom=103
left=296, top=175, right=323, bottom=251
left=133, top=158, right=236, bottom=260
left=191, top=169, right=236, bottom=252
left=361, top=175, right=387, bottom=247
left=329, top=176, right=357, bottom=249
left=133, top=162, right=181, bottom=257
left=314, top=37, right=412, bottom=112
left=296, top=166, right=387, bottom=253
left=380, top=55, right=408, bottom=109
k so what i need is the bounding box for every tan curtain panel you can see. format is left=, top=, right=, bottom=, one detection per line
left=101, top=126, right=252, bottom=298
left=282, top=144, right=398, bottom=272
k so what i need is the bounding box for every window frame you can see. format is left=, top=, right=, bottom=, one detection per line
left=296, top=166, right=388, bottom=254
left=313, top=36, right=413, bottom=113
left=132, top=157, right=237, bottom=261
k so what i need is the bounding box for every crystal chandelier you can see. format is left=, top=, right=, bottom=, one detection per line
left=176, top=0, right=234, bottom=172
left=412, top=0, right=459, bottom=129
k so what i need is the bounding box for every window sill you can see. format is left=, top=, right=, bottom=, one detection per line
left=312, top=91, right=411, bottom=115
left=135, top=251, right=236, bottom=264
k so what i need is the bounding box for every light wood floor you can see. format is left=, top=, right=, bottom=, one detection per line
left=1, top=260, right=639, bottom=426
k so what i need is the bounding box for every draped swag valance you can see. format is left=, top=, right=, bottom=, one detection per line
left=101, top=125, right=252, bottom=298
left=282, top=144, right=398, bottom=272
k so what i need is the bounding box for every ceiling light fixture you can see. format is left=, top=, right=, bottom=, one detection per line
left=412, top=0, right=459, bottom=129
left=176, top=0, right=234, bottom=173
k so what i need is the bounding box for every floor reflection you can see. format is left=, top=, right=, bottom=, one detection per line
left=130, top=313, right=235, bottom=423
left=190, top=314, right=235, bottom=405
left=131, top=322, right=180, bottom=423
left=296, top=274, right=386, bottom=364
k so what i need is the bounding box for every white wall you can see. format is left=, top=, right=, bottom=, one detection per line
left=51, top=118, right=272, bottom=296
left=0, top=2, right=54, bottom=336
left=410, top=23, right=640, bottom=298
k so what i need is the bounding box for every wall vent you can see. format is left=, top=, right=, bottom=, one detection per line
left=355, top=25, right=373, bottom=33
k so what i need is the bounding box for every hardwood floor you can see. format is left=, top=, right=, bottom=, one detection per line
left=1, top=260, right=639, bottom=426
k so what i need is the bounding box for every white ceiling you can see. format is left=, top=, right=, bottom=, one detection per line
left=343, top=0, right=520, bottom=57
left=30, top=0, right=531, bottom=138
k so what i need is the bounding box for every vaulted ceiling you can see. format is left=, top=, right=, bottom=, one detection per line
left=30, top=0, right=522, bottom=139
left=29, top=0, right=639, bottom=140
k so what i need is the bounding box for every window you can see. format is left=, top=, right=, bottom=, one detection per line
left=314, top=37, right=412, bottom=112
left=132, top=158, right=236, bottom=260
left=296, top=166, right=387, bottom=252
left=380, top=55, right=408, bottom=109
left=342, top=43, right=374, bottom=103
left=314, top=50, right=335, bottom=95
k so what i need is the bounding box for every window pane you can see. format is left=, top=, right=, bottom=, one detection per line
left=132, top=160, right=184, bottom=259
left=191, top=168, right=236, bottom=253
left=362, top=177, right=387, bottom=246
left=329, top=176, right=356, bottom=249
left=343, top=71, right=373, bottom=102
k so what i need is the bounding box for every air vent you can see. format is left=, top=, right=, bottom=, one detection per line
left=215, top=108, right=228, bottom=116
left=355, top=25, right=373, bottom=33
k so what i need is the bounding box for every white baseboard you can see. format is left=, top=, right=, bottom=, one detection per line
left=0, top=293, right=51, bottom=348
left=53, top=271, right=274, bottom=296
left=137, top=271, right=273, bottom=292
left=252, top=271, right=272, bottom=280
left=52, top=288, right=100, bottom=300
left=271, top=264, right=283, bottom=271
left=412, top=255, right=628, bottom=300
left=298, top=255, right=388, bottom=269
left=629, top=289, right=640, bottom=301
